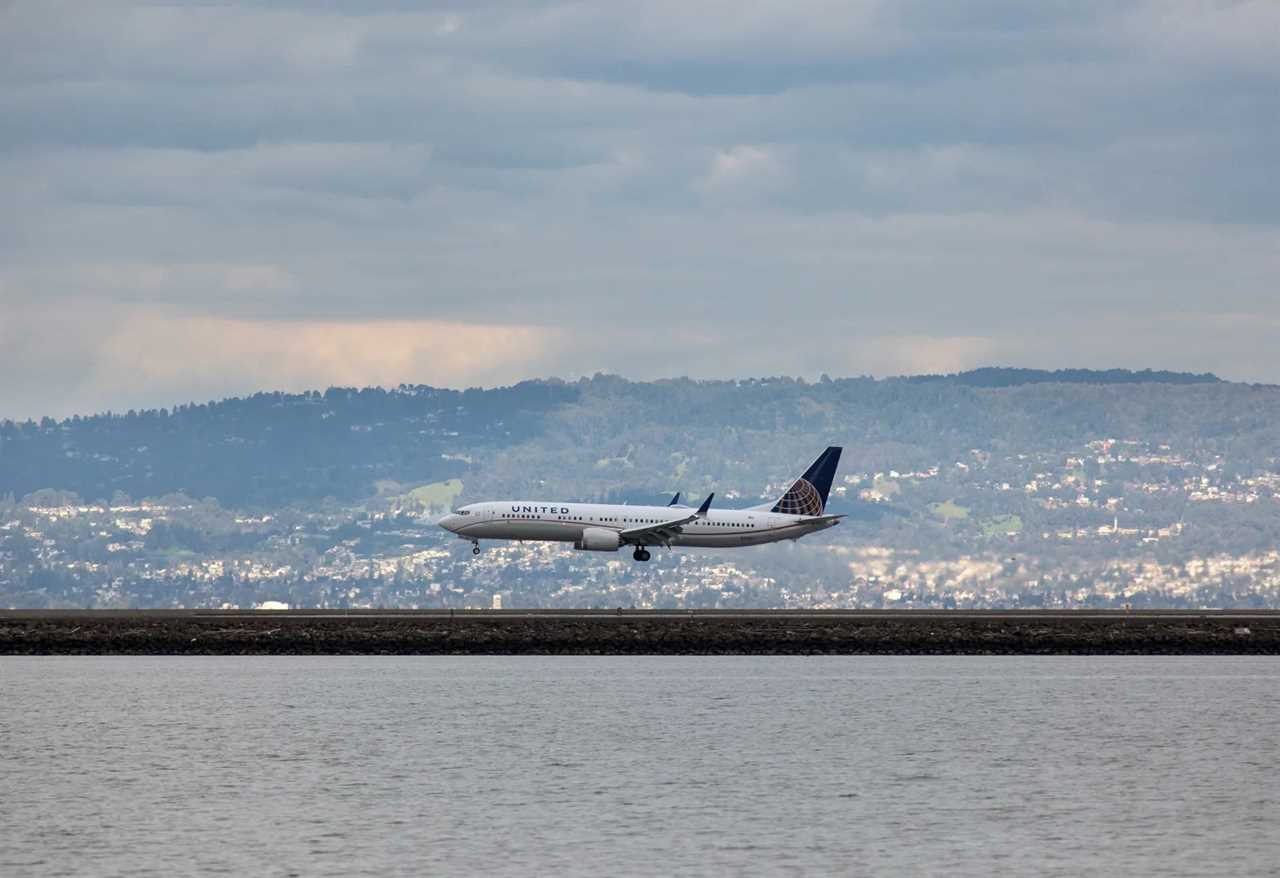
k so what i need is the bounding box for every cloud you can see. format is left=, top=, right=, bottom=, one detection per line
left=1, top=0, right=1278, bottom=418
left=696, top=145, right=790, bottom=202
left=1132, top=0, right=1280, bottom=73
left=0, top=300, right=560, bottom=418
left=97, top=312, right=555, bottom=393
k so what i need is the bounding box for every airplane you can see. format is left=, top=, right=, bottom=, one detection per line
left=438, top=446, right=843, bottom=562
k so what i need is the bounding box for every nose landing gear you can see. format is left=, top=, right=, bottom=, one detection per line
left=471, top=542, right=481, bottom=555
left=632, top=547, right=651, bottom=562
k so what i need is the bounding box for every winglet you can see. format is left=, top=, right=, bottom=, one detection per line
left=695, top=493, right=714, bottom=517
left=668, top=492, right=681, bottom=506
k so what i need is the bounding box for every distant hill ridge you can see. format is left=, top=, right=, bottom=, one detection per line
left=905, top=367, right=1221, bottom=387
left=3, top=368, right=1229, bottom=429
left=1, top=368, right=1269, bottom=508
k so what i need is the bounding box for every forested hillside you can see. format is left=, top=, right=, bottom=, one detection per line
left=1, top=370, right=1274, bottom=509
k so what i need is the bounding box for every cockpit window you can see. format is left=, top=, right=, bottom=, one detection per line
left=456, top=510, right=471, bottom=516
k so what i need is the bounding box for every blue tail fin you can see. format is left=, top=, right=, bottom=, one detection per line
left=668, top=492, right=681, bottom=506
left=771, top=447, right=842, bottom=516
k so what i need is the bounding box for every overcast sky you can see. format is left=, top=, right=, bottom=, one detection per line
left=2, top=0, right=1278, bottom=418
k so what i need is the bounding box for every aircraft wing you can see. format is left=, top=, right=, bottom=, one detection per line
left=620, top=493, right=713, bottom=546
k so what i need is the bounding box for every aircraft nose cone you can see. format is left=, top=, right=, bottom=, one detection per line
left=439, top=514, right=459, bottom=533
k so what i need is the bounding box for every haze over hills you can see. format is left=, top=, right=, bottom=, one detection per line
left=3, top=368, right=1279, bottom=610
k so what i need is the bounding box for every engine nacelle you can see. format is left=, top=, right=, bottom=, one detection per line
left=575, top=527, right=621, bottom=552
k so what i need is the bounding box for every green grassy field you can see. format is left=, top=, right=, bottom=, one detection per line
left=982, top=513, right=1023, bottom=537
left=929, top=499, right=969, bottom=520
left=403, top=479, right=464, bottom=511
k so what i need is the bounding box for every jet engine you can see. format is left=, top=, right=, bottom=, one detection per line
left=574, top=527, right=621, bottom=551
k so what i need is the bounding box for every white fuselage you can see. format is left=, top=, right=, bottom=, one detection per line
left=439, top=500, right=838, bottom=549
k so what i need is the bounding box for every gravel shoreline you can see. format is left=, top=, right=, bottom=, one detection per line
left=2, top=611, right=1277, bottom=655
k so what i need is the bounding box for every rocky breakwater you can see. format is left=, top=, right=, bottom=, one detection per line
left=2, top=610, right=1278, bottom=655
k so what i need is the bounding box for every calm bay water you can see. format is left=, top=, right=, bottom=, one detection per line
left=2, top=657, right=1278, bottom=876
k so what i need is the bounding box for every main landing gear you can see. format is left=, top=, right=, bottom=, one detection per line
left=632, top=547, right=651, bottom=562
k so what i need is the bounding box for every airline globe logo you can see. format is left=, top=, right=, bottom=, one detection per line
left=773, top=479, right=824, bottom=516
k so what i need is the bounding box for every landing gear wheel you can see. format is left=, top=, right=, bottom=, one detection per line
left=633, top=548, right=651, bottom=562
left=472, top=544, right=481, bottom=555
